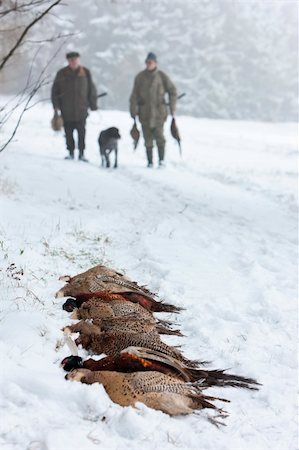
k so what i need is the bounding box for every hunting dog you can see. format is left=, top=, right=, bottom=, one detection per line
left=98, top=127, right=121, bottom=168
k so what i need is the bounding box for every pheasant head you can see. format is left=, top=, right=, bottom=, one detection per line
left=61, top=355, right=83, bottom=371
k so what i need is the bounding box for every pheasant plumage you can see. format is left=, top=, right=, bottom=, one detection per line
left=56, top=265, right=182, bottom=313
left=66, top=369, right=229, bottom=416
left=59, top=264, right=260, bottom=420
left=61, top=347, right=260, bottom=390
left=63, top=321, right=201, bottom=367
left=71, top=296, right=153, bottom=319
left=69, top=297, right=183, bottom=336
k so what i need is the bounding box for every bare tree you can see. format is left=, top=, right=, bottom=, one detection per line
left=0, top=0, right=62, bottom=70
left=0, top=0, right=71, bottom=152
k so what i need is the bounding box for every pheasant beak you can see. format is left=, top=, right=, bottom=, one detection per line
left=65, top=368, right=90, bottom=381
left=62, top=326, right=72, bottom=335
left=55, top=288, right=66, bottom=298
left=59, top=275, right=71, bottom=282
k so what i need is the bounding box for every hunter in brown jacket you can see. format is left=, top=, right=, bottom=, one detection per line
left=130, top=52, right=177, bottom=167
left=51, top=51, right=98, bottom=161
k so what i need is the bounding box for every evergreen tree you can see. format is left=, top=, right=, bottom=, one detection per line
left=9, top=0, right=298, bottom=121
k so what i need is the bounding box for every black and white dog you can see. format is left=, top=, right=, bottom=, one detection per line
left=98, top=127, right=121, bottom=168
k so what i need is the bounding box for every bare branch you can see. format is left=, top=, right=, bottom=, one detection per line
left=0, top=0, right=62, bottom=71
left=0, top=1, right=47, bottom=17
left=25, top=95, right=51, bottom=110
left=0, top=37, right=69, bottom=152
left=0, top=86, right=38, bottom=151
left=24, top=31, right=78, bottom=45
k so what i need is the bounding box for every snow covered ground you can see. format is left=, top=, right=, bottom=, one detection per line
left=0, top=103, right=297, bottom=450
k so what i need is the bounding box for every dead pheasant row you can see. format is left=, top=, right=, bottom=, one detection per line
left=56, top=264, right=260, bottom=422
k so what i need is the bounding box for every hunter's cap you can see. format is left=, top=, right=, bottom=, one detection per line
left=145, top=52, right=157, bottom=62
left=66, top=51, right=80, bottom=59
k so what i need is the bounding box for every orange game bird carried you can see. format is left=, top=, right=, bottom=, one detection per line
left=170, top=117, right=182, bottom=156
left=51, top=110, right=63, bottom=132
left=168, top=92, right=185, bottom=156
left=130, top=119, right=140, bottom=150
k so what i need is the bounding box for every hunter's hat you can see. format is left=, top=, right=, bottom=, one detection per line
left=66, top=51, right=80, bottom=59
left=145, top=52, right=157, bottom=62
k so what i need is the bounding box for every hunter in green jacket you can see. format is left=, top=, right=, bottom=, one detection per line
left=51, top=51, right=97, bottom=161
left=130, top=52, right=177, bottom=167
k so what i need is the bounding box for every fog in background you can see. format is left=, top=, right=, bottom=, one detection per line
left=1, top=0, right=298, bottom=121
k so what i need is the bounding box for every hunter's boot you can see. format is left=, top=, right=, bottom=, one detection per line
left=78, top=149, right=88, bottom=162
left=158, top=146, right=165, bottom=167
left=146, top=147, right=153, bottom=167
left=65, top=150, right=74, bottom=160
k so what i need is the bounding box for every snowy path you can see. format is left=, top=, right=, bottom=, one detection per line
left=0, top=105, right=297, bottom=450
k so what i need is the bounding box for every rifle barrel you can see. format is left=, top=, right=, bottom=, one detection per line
left=166, top=92, right=186, bottom=106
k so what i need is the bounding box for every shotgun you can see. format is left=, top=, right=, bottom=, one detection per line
left=165, top=92, right=186, bottom=106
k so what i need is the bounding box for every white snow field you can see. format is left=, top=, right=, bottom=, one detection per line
left=0, top=104, right=297, bottom=450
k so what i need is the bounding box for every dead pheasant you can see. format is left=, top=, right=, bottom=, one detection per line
left=64, top=295, right=154, bottom=318
left=66, top=368, right=229, bottom=416
left=63, top=321, right=201, bottom=368
left=72, top=316, right=181, bottom=337
left=64, top=297, right=183, bottom=337
left=130, top=119, right=140, bottom=150
left=55, top=265, right=182, bottom=313
left=61, top=346, right=260, bottom=390
left=170, top=117, right=182, bottom=156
